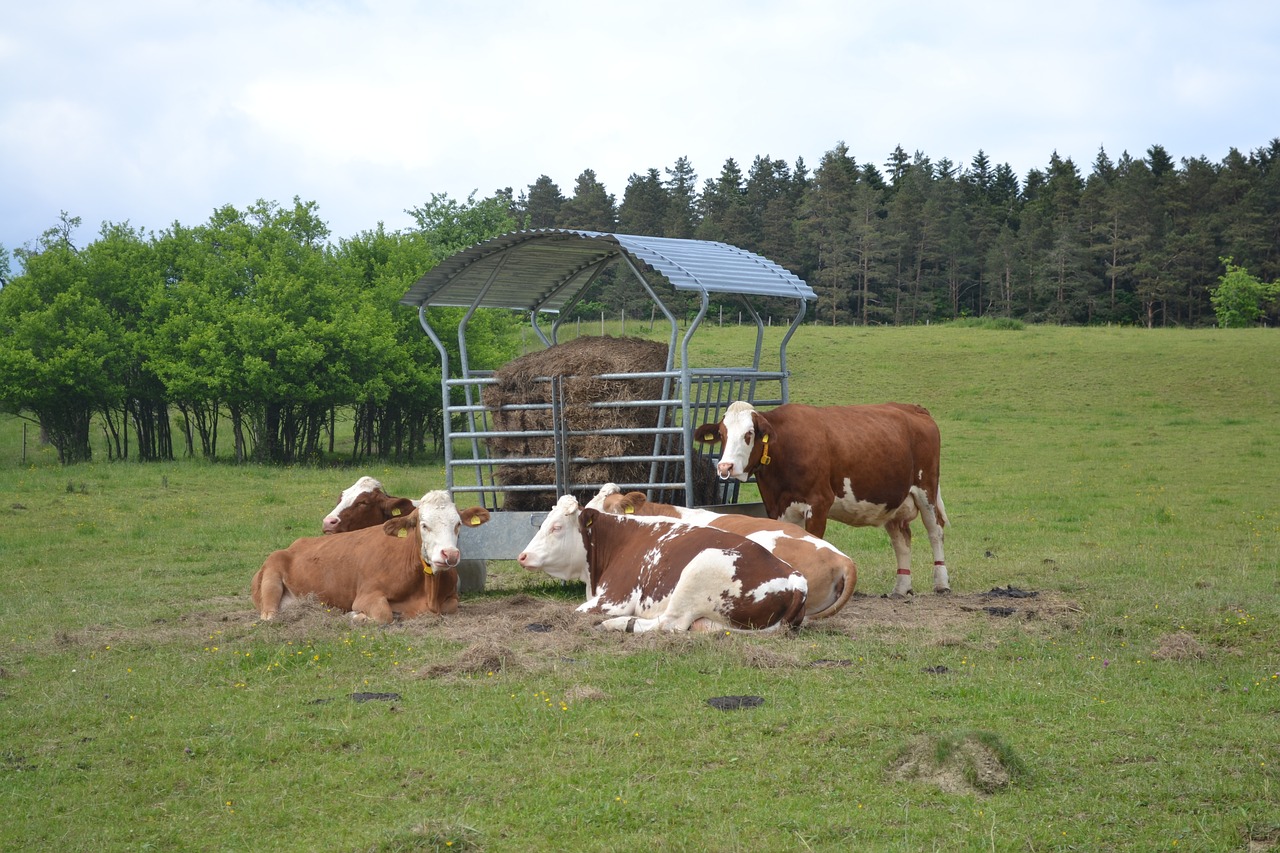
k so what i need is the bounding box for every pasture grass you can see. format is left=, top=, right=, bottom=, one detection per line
left=1, top=324, right=1278, bottom=851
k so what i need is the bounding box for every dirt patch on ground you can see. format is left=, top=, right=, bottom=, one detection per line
left=47, top=585, right=1084, bottom=672
left=1150, top=630, right=1208, bottom=661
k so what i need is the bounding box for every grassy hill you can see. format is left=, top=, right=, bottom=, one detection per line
left=1, top=324, right=1277, bottom=850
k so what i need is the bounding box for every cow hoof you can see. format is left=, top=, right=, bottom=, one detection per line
left=889, top=590, right=914, bottom=600
left=935, top=587, right=952, bottom=595
left=258, top=612, right=276, bottom=621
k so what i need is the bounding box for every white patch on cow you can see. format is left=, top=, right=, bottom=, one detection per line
left=416, top=490, right=465, bottom=570
left=826, top=478, right=916, bottom=527
left=677, top=549, right=743, bottom=606
left=777, top=500, right=814, bottom=528
left=750, top=573, right=807, bottom=603
left=716, top=401, right=757, bottom=481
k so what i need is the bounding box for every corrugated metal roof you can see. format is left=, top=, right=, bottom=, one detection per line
left=399, top=229, right=815, bottom=312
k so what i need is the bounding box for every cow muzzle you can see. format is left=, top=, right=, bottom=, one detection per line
left=433, top=548, right=461, bottom=570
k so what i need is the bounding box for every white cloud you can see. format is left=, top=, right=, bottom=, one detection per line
left=2, top=0, right=1279, bottom=252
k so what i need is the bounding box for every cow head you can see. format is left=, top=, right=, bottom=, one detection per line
left=516, top=495, right=590, bottom=585
left=696, top=401, right=770, bottom=481
left=323, top=476, right=417, bottom=534
left=384, top=490, right=490, bottom=573
left=585, top=482, right=623, bottom=510
left=599, top=490, right=646, bottom=515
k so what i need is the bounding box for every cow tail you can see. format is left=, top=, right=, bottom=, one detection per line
left=782, top=586, right=807, bottom=631
left=934, top=487, right=949, bottom=528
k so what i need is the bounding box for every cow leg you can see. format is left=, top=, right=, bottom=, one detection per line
left=251, top=564, right=285, bottom=620
left=886, top=521, right=914, bottom=597
left=597, top=614, right=738, bottom=633
left=350, top=592, right=394, bottom=625
left=910, top=486, right=950, bottom=593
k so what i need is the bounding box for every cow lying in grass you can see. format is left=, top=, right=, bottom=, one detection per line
left=517, top=495, right=807, bottom=633
left=591, top=485, right=856, bottom=620
left=252, top=491, right=490, bottom=624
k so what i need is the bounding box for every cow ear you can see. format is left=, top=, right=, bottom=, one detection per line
left=459, top=506, right=491, bottom=527
left=384, top=497, right=416, bottom=518
left=752, top=411, right=772, bottom=441
left=694, top=424, right=722, bottom=445
left=383, top=511, right=417, bottom=537
left=622, top=492, right=647, bottom=513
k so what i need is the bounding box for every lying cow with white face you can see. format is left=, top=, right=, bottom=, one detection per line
left=322, top=476, right=417, bottom=534
left=517, top=495, right=807, bottom=633
left=252, top=491, right=490, bottom=624
left=698, top=400, right=949, bottom=598
left=591, top=485, right=856, bottom=620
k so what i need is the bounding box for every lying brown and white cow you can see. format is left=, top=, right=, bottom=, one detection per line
left=517, top=495, right=807, bottom=633
left=591, top=485, right=856, bottom=620
left=252, top=491, right=490, bottom=624
left=322, top=476, right=417, bottom=534
left=697, top=400, right=949, bottom=598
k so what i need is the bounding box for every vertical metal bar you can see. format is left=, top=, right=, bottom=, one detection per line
left=417, top=306, right=454, bottom=493
left=680, top=291, right=710, bottom=506
left=551, top=375, right=568, bottom=497
left=778, top=297, right=810, bottom=403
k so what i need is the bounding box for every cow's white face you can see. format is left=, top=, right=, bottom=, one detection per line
left=517, top=495, right=589, bottom=584
left=415, top=490, right=467, bottom=571
left=323, top=476, right=383, bottom=533
left=716, top=402, right=757, bottom=481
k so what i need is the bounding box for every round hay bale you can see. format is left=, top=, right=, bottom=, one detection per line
left=483, top=336, right=671, bottom=510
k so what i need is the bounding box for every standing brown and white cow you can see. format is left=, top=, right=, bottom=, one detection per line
left=517, top=495, right=808, bottom=633
left=252, top=491, right=490, bottom=624
left=322, top=476, right=417, bottom=534
left=590, top=485, right=856, bottom=620
left=697, top=400, right=949, bottom=597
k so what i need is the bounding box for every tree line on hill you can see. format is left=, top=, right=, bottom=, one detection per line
left=498, top=140, right=1280, bottom=328
left=1, top=140, right=1277, bottom=465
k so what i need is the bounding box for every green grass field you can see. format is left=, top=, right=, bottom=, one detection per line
left=1, top=324, right=1277, bottom=851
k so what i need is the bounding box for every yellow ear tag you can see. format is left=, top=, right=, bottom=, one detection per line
left=391, top=508, right=401, bottom=516
left=397, top=528, right=408, bottom=538
left=760, top=434, right=771, bottom=466
left=421, top=557, right=433, bottom=575
left=624, top=505, right=634, bottom=514
left=469, top=516, right=481, bottom=525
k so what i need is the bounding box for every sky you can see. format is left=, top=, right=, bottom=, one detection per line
left=3, top=0, right=1278, bottom=259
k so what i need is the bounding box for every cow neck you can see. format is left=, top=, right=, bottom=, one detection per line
left=745, top=425, right=774, bottom=475
left=401, top=523, right=424, bottom=575
left=581, top=511, right=627, bottom=595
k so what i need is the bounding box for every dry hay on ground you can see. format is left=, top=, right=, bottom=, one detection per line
left=1150, top=629, right=1208, bottom=661
left=887, top=730, right=1026, bottom=795
left=45, top=587, right=1088, bottom=666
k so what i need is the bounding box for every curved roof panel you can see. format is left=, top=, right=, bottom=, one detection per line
left=399, top=229, right=815, bottom=313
